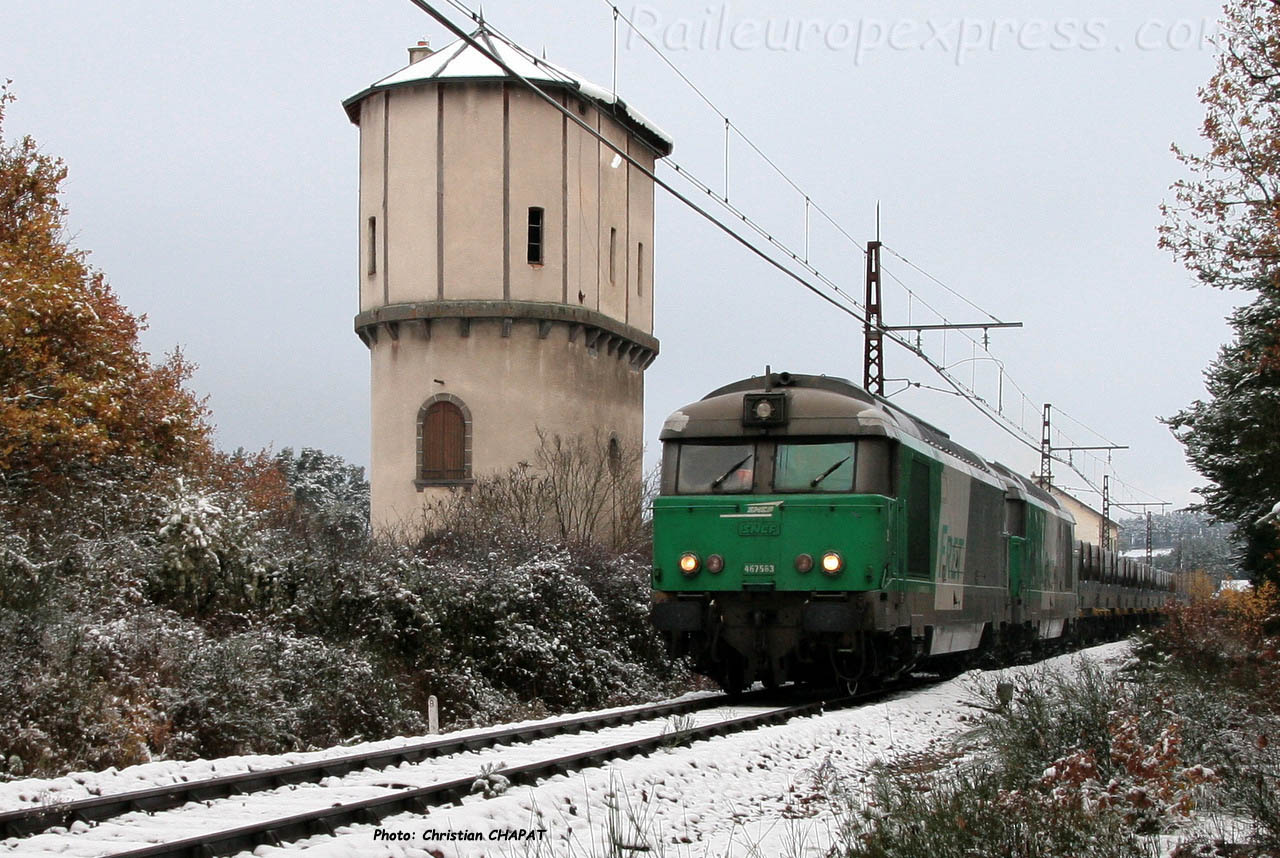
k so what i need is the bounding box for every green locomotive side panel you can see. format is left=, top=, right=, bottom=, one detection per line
left=888, top=447, right=942, bottom=591
left=1007, top=535, right=1027, bottom=599
left=652, top=494, right=894, bottom=592
left=1025, top=505, right=1047, bottom=594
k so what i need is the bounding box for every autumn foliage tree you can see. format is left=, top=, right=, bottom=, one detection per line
left=0, top=83, right=211, bottom=514
left=1161, top=0, right=1280, bottom=291
left=1161, top=0, right=1280, bottom=585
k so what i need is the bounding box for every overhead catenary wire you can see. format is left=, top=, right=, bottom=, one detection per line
left=414, top=0, right=1166, bottom=508
left=406, top=0, right=1061, bottom=460
left=592, top=0, right=1158, bottom=504
left=881, top=244, right=1005, bottom=325
left=879, top=260, right=1159, bottom=505
left=596, top=0, right=1103, bottom=444
left=416, top=1, right=880, bottom=334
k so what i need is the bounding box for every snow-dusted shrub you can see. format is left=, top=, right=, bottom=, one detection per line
left=274, top=447, right=369, bottom=546
left=838, top=759, right=1158, bottom=858
left=267, top=543, right=688, bottom=728
left=415, top=466, right=552, bottom=563
left=1134, top=584, right=1280, bottom=852
left=422, top=553, right=665, bottom=710
left=416, top=431, right=653, bottom=557
left=0, top=516, right=53, bottom=612
left=975, top=661, right=1222, bottom=836
left=152, top=479, right=274, bottom=616
left=1143, top=580, right=1279, bottom=696
left=1, top=442, right=691, bottom=777
left=160, top=628, right=424, bottom=758
left=830, top=657, right=1243, bottom=858
left=978, top=661, right=1136, bottom=790
left=0, top=605, right=195, bottom=776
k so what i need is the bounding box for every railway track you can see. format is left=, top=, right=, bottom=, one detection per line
left=1, top=682, right=918, bottom=858
left=1, top=692, right=743, bottom=841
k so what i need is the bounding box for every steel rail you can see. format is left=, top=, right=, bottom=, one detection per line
left=0, top=692, right=747, bottom=840
left=103, top=682, right=914, bottom=858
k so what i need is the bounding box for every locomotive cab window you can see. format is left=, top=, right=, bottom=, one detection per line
left=854, top=437, right=893, bottom=495
left=675, top=443, right=755, bottom=494
left=773, top=441, right=855, bottom=492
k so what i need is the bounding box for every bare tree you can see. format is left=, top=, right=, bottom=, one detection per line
left=415, top=430, right=650, bottom=554
left=535, top=428, right=645, bottom=549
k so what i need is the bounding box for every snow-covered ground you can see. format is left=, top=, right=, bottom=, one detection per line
left=281, top=642, right=1132, bottom=858
left=1120, top=548, right=1174, bottom=559
left=2, top=642, right=1133, bottom=858
left=0, top=694, right=730, bottom=812
left=5, top=702, right=786, bottom=858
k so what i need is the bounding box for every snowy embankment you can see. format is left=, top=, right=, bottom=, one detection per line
left=1, top=642, right=1131, bottom=858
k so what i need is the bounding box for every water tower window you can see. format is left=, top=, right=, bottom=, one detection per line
left=421, top=400, right=467, bottom=481
left=609, top=227, right=617, bottom=284
left=637, top=242, right=645, bottom=297
left=527, top=207, right=544, bottom=265
left=367, top=216, right=377, bottom=275
left=608, top=435, right=621, bottom=476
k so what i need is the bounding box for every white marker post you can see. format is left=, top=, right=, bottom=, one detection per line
left=428, top=695, right=439, bottom=735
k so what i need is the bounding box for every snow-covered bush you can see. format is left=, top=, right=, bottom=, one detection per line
left=160, top=628, right=423, bottom=757
left=977, top=663, right=1220, bottom=836
left=266, top=542, right=688, bottom=728
left=833, top=618, right=1280, bottom=858
left=0, top=516, right=53, bottom=612
left=0, top=604, right=197, bottom=775
left=831, top=663, right=1184, bottom=858
left=153, top=479, right=272, bottom=616
left=274, top=447, right=369, bottom=546
left=1142, top=580, right=1279, bottom=694
left=840, top=759, right=1157, bottom=858
left=1134, top=583, right=1280, bottom=852
left=416, top=552, right=677, bottom=713
left=0, top=443, right=691, bottom=779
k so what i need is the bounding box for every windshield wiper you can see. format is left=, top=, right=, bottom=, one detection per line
left=710, top=454, right=753, bottom=490
left=809, top=456, right=851, bottom=488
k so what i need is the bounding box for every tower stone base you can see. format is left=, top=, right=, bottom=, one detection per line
left=360, top=301, right=655, bottom=533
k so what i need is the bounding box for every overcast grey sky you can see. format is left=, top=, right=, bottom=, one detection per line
left=1, top=0, right=1242, bottom=512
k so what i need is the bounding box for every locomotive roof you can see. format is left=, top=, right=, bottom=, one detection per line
left=985, top=460, right=1063, bottom=510
left=662, top=372, right=980, bottom=458
left=661, top=372, right=1071, bottom=516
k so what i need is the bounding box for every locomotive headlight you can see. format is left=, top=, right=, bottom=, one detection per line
left=679, top=553, right=700, bottom=576
left=795, top=553, right=814, bottom=573
left=706, top=554, right=725, bottom=573
left=821, top=552, right=844, bottom=575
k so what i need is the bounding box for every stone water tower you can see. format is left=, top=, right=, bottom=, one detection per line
left=343, top=29, right=672, bottom=531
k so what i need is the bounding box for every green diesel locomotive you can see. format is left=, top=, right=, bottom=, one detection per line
left=651, top=371, right=1169, bottom=691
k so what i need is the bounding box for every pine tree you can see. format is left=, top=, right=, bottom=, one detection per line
left=1166, top=294, right=1280, bottom=579
left=0, top=84, right=212, bottom=510
left=1161, top=1, right=1280, bottom=584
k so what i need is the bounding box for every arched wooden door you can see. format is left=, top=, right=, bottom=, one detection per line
left=422, top=401, right=466, bottom=480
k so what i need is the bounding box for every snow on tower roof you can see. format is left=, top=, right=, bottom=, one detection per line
left=343, top=28, right=673, bottom=156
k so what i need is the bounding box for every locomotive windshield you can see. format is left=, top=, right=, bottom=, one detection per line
left=675, top=443, right=755, bottom=493
left=774, top=441, right=856, bottom=492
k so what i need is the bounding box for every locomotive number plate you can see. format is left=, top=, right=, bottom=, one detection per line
left=743, top=563, right=776, bottom=576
